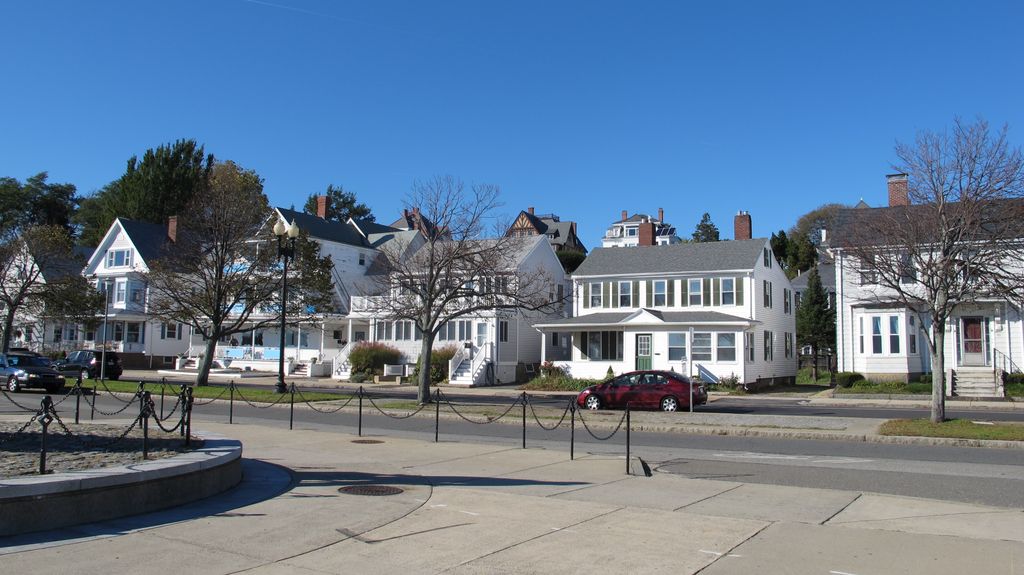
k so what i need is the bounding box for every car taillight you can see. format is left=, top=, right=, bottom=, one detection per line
left=89, top=358, right=97, bottom=365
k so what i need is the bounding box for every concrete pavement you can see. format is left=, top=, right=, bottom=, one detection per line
left=3, top=420, right=1024, bottom=574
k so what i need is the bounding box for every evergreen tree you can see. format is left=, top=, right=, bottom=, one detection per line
left=691, top=212, right=720, bottom=242
left=785, top=232, right=818, bottom=278
left=770, top=230, right=789, bottom=264
left=302, top=184, right=374, bottom=222
left=795, top=267, right=835, bottom=381
left=0, top=173, right=78, bottom=236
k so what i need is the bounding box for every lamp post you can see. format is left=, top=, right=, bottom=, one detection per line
left=274, top=219, right=299, bottom=393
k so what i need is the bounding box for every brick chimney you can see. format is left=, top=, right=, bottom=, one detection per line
left=167, top=215, right=178, bottom=242
left=887, top=173, right=909, bottom=206
left=658, top=207, right=664, bottom=222
left=621, top=210, right=628, bottom=221
left=638, top=221, right=655, bottom=246
left=734, top=210, right=752, bottom=241
left=528, top=206, right=535, bottom=215
left=316, top=195, right=329, bottom=219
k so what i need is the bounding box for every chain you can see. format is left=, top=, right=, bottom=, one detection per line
left=0, top=412, right=40, bottom=445
left=190, top=385, right=231, bottom=406
left=94, top=379, right=137, bottom=403
left=527, top=396, right=572, bottom=431
left=363, top=393, right=429, bottom=419
left=82, top=389, right=140, bottom=416
left=48, top=406, right=144, bottom=449
left=576, top=409, right=628, bottom=441
left=232, top=385, right=291, bottom=408
left=437, top=389, right=520, bottom=424
left=294, top=387, right=356, bottom=414
left=0, top=387, right=40, bottom=411
left=49, top=383, right=79, bottom=408
left=154, top=395, right=183, bottom=422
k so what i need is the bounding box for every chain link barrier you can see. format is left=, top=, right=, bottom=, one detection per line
left=527, top=396, right=573, bottom=431
left=93, top=379, right=137, bottom=403
left=363, top=392, right=429, bottom=419
left=437, top=389, right=521, bottom=424
left=81, top=388, right=140, bottom=416
left=0, top=412, right=41, bottom=446
left=576, top=408, right=628, bottom=441
left=0, top=387, right=42, bottom=411
left=190, top=384, right=231, bottom=406
left=294, top=387, right=356, bottom=414
left=233, top=384, right=291, bottom=408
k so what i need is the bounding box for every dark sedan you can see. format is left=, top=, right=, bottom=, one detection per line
left=1, top=352, right=66, bottom=393
left=576, top=370, right=707, bottom=412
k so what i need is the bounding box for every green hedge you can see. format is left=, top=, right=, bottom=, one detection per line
left=835, top=372, right=865, bottom=388
left=1004, top=372, right=1024, bottom=385
left=415, top=344, right=460, bottom=384
left=348, top=342, right=402, bottom=376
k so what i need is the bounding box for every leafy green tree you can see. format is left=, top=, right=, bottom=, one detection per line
left=691, top=212, right=720, bottom=242
left=76, top=139, right=214, bottom=246
left=785, top=232, right=818, bottom=278
left=0, top=173, right=78, bottom=235
left=556, top=250, right=586, bottom=273
left=770, top=230, right=789, bottom=264
left=795, top=267, right=835, bottom=381
left=302, top=184, right=374, bottom=222
left=792, top=203, right=846, bottom=247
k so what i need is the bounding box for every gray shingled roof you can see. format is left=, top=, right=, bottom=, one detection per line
left=277, top=207, right=370, bottom=248
left=574, top=238, right=767, bottom=277
left=119, top=219, right=172, bottom=264
left=790, top=263, right=836, bottom=293
left=534, top=309, right=754, bottom=328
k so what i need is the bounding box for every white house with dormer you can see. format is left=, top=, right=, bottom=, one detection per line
left=535, top=216, right=797, bottom=386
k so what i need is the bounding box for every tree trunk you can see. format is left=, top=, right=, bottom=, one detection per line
left=417, top=335, right=433, bottom=404
left=930, top=320, right=947, bottom=423
left=1, top=308, right=15, bottom=353
left=810, top=345, right=819, bottom=381
left=196, top=335, right=219, bottom=387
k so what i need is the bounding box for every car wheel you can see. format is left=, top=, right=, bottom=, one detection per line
left=80, top=369, right=91, bottom=382
left=6, top=376, right=20, bottom=393
left=584, top=394, right=602, bottom=410
left=660, top=396, right=679, bottom=412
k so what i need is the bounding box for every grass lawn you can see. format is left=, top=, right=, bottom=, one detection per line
left=74, top=378, right=347, bottom=403
left=1005, top=382, right=1024, bottom=398
left=835, top=381, right=932, bottom=395
left=520, top=376, right=602, bottom=392
left=880, top=418, right=1024, bottom=441
left=795, top=368, right=832, bottom=385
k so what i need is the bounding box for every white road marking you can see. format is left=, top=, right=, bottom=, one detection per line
left=430, top=504, right=447, bottom=508
left=458, top=510, right=480, bottom=516
left=700, top=550, right=723, bottom=556
left=830, top=571, right=859, bottom=575
left=971, top=421, right=995, bottom=425
left=713, top=452, right=873, bottom=464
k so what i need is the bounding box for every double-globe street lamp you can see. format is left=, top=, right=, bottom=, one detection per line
left=273, top=219, right=299, bottom=394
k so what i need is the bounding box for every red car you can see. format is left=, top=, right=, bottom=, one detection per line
left=576, top=370, right=707, bottom=412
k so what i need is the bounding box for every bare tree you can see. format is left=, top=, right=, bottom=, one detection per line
left=836, top=118, right=1024, bottom=422
left=146, top=161, right=333, bottom=386
left=0, top=226, right=98, bottom=353
left=360, top=175, right=560, bottom=403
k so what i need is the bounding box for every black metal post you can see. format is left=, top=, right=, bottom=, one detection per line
left=434, top=389, right=440, bottom=443
left=160, top=379, right=166, bottom=419
left=625, top=404, right=631, bottom=476
left=90, top=382, right=97, bottom=420
left=570, top=402, right=575, bottom=461
left=74, top=376, right=82, bottom=424
left=39, top=396, right=53, bottom=475
left=289, top=382, right=295, bottom=430
left=357, top=386, right=363, bottom=437
left=184, top=387, right=194, bottom=447
left=229, top=380, right=234, bottom=424
left=179, top=385, right=188, bottom=438
left=274, top=230, right=296, bottom=394
left=141, top=391, right=151, bottom=460
left=521, top=392, right=527, bottom=449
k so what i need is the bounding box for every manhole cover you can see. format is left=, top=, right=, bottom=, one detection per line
left=339, top=485, right=404, bottom=496
left=351, top=439, right=384, bottom=444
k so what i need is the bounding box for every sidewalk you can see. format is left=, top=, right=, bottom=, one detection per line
left=3, top=421, right=1023, bottom=574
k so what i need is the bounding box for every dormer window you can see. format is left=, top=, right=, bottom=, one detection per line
left=107, top=249, right=133, bottom=268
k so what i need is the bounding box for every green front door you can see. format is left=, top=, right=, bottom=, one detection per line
left=636, top=334, right=652, bottom=370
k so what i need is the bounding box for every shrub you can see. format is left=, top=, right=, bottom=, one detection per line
left=540, top=361, right=564, bottom=378
left=348, top=342, right=401, bottom=376
left=521, top=376, right=603, bottom=392
left=716, top=374, right=741, bottom=390
left=349, top=371, right=368, bottom=383
left=605, top=365, right=615, bottom=379
left=1004, top=372, right=1024, bottom=385
left=414, top=344, right=460, bottom=384
left=919, top=374, right=932, bottom=384
left=835, top=372, right=864, bottom=388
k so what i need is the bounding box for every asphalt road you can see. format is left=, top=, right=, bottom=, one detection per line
left=8, top=390, right=1024, bottom=508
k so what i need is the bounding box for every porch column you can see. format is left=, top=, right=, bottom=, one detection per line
left=250, top=326, right=256, bottom=358
left=319, top=322, right=325, bottom=357
left=347, top=318, right=353, bottom=343
left=540, top=330, right=546, bottom=363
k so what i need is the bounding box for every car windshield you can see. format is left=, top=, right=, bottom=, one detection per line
left=9, top=355, right=52, bottom=367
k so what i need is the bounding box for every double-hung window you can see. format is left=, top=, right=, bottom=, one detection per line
left=589, top=282, right=602, bottom=307
left=871, top=317, right=883, bottom=354
left=668, top=333, right=687, bottom=361
left=784, top=332, right=793, bottom=359
left=721, top=278, right=735, bottom=306
left=763, top=280, right=773, bottom=308
left=115, top=280, right=127, bottom=304
left=909, top=316, right=917, bottom=354
left=688, top=279, right=702, bottom=306
left=889, top=316, right=900, bottom=354
left=858, top=317, right=864, bottom=353
left=583, top=331, right=623, bottom=361
left=653, top=280, right=667, bottom=307
left=691, top=332, right=712, bottom=361
left=716, top=333, right=736, bottom=362
left=764, top=331, right=774, bottom=361
left=745, top=332, right=755, bottom=362
left=499, top=320, right=509, bottom=343
left=618, top=281, right=632, bottom=307
left=783, top=289, right=791, bottom=314
left=106, top=249, right=132, bottom=268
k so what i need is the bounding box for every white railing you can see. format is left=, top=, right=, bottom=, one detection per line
left=331, top=343, right=354, bottom=377
left=469, top=342, right=494, bottom=385
left=448, top=346, right=468, bottom=381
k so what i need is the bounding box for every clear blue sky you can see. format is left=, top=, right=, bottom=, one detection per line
left=2, top=0, right=1022, bottom=247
